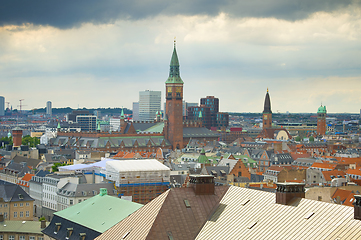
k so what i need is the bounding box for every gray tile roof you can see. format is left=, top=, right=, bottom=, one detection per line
left=183, top=127, right=220, bottom=138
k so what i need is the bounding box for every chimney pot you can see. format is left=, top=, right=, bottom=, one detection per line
left=353, top=195, right=361, bottom=220
left=40, top=219, right=46, bottom=229
left=189, top=175, right=215, bottom=195
left=276, top=182, right=305, bottom=205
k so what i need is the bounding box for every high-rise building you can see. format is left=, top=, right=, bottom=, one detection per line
left=188, top=106, right=211, bottom=129
left=46, top=101, right=52, bottom=116
left=164, top=41, right=184, bottom=150
left=183, top=101, right=198, bottom=116
left=132, top=102, right=139, bottom=121
left=317, top=105, right=327, bottom=136
left=200, top=96, right=219, bottom=127
left=0, top=96, right=4, bottom=116
left=262, top=89, right=272, bottom=129
left=139, top=90, right=161, bottom=121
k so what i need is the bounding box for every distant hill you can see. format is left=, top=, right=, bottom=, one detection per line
left=32, top=107, right=132, bottom=115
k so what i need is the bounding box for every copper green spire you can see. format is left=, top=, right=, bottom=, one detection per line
left=121, top=107, right=125, bottom=119
left=57, top=122, right=61, bottom=129
left=198, top=111, right=203, bottom=118
left=165, top=40, right=184, bottom=84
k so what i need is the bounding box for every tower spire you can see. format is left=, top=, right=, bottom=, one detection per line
left=166, top=40, right=183, bottom=84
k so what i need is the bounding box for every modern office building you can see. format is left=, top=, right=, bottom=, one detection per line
left=132, top=102, right=139, bottom=121
left=76, top=115, right=97, bottom=132
left=46, top=101, right=52, bottom=116
left=139, top=90, right=161, bottom=121
left=183, top=101, right=198, bottom=116
left=0, top=96, right=4, bottom=116
left=201, top=96, right=219, bottom=127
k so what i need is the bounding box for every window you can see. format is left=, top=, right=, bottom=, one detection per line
left=26, top=202, right=29, bottom=206
left=29, top=237, right=35, bottom=240
left=26, top=211, right=29, bottom=217
left=19, top=236, right=25, bottom=240
left=0, top=204, right=2, bottom=208
left=0, top=235, right=3, bottom=240
left=13, top=203, right=17, bottom=207
left=8, top=236, right=14, bottom=240
left=14, top=212, right=17, bottom=218
left=38, top=238, right=44, bottom=240
left=4, top=213, right=7, bottom=219
left=20, top=203, right=23, bottom=207
left=70, top=200, right=73, bottom=205
left=78, top=200, right=82, bottom=203
left=20, top=211, right=23, bottom=217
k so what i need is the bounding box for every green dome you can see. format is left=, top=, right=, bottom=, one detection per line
left=317, top=105, right=326, bottom=114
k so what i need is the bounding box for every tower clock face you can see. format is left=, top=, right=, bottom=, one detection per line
left=167, top=87, right=172, bottom=93
left=264, top=115, right=268, bottom=120
left=176, top=87, right=181, bottom=93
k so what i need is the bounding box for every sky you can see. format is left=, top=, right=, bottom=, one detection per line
left=1, top=0, right=361, bottom=113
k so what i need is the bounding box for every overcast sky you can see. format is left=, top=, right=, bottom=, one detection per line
left=1, top=0, right=361, bottom=113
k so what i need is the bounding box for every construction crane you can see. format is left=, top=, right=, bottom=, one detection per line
left=17, top=99, right=27, bottom=114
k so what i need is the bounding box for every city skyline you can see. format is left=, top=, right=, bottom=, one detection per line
left=1, top=1, right=361, bottom=113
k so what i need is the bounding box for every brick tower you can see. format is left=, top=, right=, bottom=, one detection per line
left=263, top=88, right=272, bottom=129
left=12, top=127, right=23, bottom=148
left=165, top=41, right=184, bottom=150
left=317, top=104, right=326, bottom=136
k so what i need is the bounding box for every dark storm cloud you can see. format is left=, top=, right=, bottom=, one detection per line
left=0, top=0, right=357, bottom=28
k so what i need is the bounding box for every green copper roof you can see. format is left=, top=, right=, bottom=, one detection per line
left=199, top=111, right=203, bottom=118
left=165, top=43, right=184, bottom=84
left=57, top=122, right=61, bottom=129
left=0, top=220, right=48, bottom=234
left=121, top=108, right=125, bottom=119
left=97, top=123, right=101, bottom=131
left=317, top=105, right=326, bottom=114
left=7, top=132, right=11, bottom=138
left=55, top=193, right=143, bottom=233
left=197, top=149, right=210, bottom=164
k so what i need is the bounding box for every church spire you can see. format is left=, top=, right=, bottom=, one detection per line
left=263, top=89, right=272, bottom=114
left=166, top=40, right=184, bottom=84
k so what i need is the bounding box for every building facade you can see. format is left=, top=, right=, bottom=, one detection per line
left=201, top=96, right=219, bottom=127
left=46, top=101, right=52, bottom=116
left=76, top=115, right=97, bottom=132
left=132, top=102, right=139, bottom=121
left=139, top=90, right=161, bottom=121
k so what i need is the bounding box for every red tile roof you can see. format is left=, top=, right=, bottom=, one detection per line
left=322, top=170, right=346, bottom=181
left=311, top=162, right=337, bottom=170
left=346, top=169, right=361, bottom=176
left=332, top=188, right=355, bottom=206
left=21, top=173, right=34, bottom=182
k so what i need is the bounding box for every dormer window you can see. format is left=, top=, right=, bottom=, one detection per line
left=54, top=223, right=61, bottom=234
left=66, top=228, right=73, bottom=239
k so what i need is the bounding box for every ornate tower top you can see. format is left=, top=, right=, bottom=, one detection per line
left=263, top=89, right=272, bottom=114
left=166, top=40, right=184, bottom=84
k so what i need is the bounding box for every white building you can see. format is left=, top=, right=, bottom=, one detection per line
left=105, top=159, right=170, bottom=187
left=139, top=90, right=161, bottom=121
left=109, top=117, right=121, bottom=131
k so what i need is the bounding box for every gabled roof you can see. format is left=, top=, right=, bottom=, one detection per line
left=196, top=186, right=361, bottom=239
left=0, top=182, right=33, bottom=202
left=12, top=155, right=42, bottom=169
left=54, top=194, right=143, bottom=233
left=96, top=186, right=229, bottom=240
left=332, top=188, right=355, bottom=206
left=310, top=162, right=337, bottom=170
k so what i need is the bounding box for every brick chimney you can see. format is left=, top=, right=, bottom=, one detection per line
left=189, top=175, right=215, bottom=195
left=353, top=195, right=361, bottom=220
left=276, top=182, right=305, bottom=205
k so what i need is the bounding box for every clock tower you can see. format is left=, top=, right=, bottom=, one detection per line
left=263, top=88, right=272, bottom=129
left=165, top=41, right=184, bottom=150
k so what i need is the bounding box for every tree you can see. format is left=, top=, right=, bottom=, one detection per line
left=295, top=136, right=301, bottom=142
left=22, top=135, right=40, bottom=147
left=309, top=136, right=315, bottom=142
left=0, top=136, right=12, bottom=148
left=51, top=162, right=67, bottom=172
